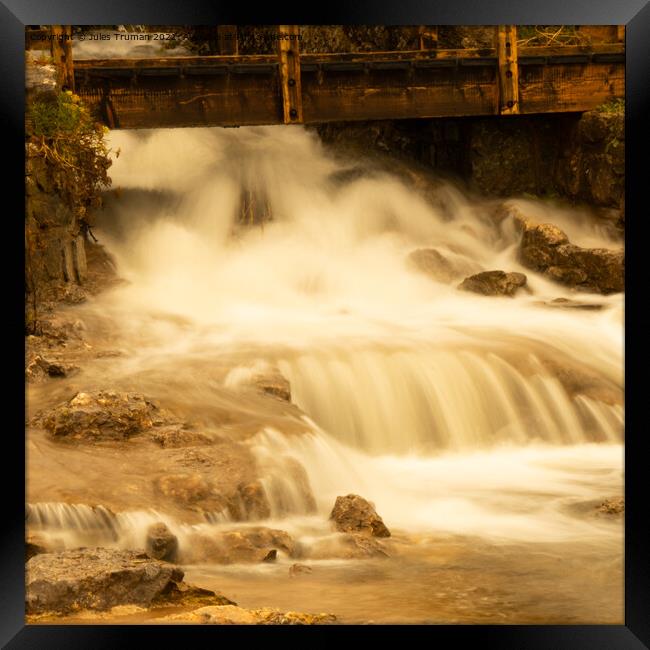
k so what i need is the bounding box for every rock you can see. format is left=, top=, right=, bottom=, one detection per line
left=25, top=355, right=79, bottom=383
left=306, top=533, right=389, bottom=560
left=154, top=473, right=213, bottom=506
left=161, top=605, right=336, bottom=625
left=181, top=526, right=297, bottom=564
left=145, top=523, right=178, bottom=562
left=408, top=248, right=479, bottom=283
left=329, top=494, right=391, bottom=538
left=150, top=426, right=213, bottom=448
left=289, top=563, right=313, bottom=577
left=38, top=391, right=161, bottom=441
left=25, top=534, right=49, bottom=562
left=26, top=548, right=186, bottom=614
left=519, top=222, right=624, bottom=294
left=227, top=481, right=272, bottom=520
left=534, top=297, right=604, bottom=311
left=595, top=497, right=624, bottom=517
left=254, top=373, right=291, bottom=402
left=164, top=605, right=260, bottom=625
left=458, top=270, right=528, bottom=297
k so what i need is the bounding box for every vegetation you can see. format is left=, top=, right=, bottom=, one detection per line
left=595, top=98, right=625, bottom=114
left=27, top=90, right=112, bottom=215
left=517, top=26, right=590, bottom=47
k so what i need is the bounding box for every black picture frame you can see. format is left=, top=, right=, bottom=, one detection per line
left=4, top=1, right=649, bottom=646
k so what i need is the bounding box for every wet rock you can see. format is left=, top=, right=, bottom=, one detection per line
left=458, top=270, right=528, bottom=297
left=227, top=481, right=272, bottom=521
left=408, top=248, right=479, bottom=284
left=289, top=563, right=313, bottom=577
left=181, top=526, right=297, bottom=564
left=307, top=532, right=389, bottom=560
left=262, top=549, right=277, bottom=562
left=254, top=373, right=291, bottom=402
left=25, top=355, right=79, bottom=383
left=38, top=391, right=162, bottom=441
left=534, top=297, right=604, bottom=311
left=26, top=548, right=186, bottom=614
left=519, top=222, right=624, bottom=294
left=25, top=534, right=49, bottom=562
left=161, top=605, right=335, bottom=625
left=150, top=426, right=213, bottom=448
left=154, top=473, right=213, bottom=505
left=145, top=523, right=178, bottom=562
left=595, top=497, right=624, bottom=517
left=330, top=494, right=391, bottom=538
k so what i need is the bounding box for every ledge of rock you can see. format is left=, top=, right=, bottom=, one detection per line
left=330, top=494, right=391, bottom=538
left=458, top=270, right=528, bottom=297
left=26, top=548, right=232, bottom=615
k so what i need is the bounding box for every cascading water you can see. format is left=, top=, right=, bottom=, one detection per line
left=27, top=123, right=623, bottom=622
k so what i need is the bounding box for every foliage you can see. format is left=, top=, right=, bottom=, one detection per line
left=595, top=98, right=625, bottom=114
left=27, top=90, right=112, bottom=216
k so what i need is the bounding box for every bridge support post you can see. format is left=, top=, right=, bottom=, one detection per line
left=50, top=25, right=75, bottom=92
left=278, top=25, right=303, bottom=124
left=496, top=25, right=519, bottom=115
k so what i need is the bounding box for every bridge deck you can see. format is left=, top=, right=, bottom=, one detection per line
left=72, top=42, right=624, bottom=129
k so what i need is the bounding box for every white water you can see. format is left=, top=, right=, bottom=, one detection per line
left=57, top=124, right=623, bottom=546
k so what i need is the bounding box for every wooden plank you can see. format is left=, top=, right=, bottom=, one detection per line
left=518, top=42, right=624, bottom=58
left=301, top=65, right=498, bottom=122
left=518, top=62, right=624, bottom=114
left=617, top=26, right=625, bottom=43
left=496, top=25, right=519, bottom=114
left=77, top=73, right=283, bottom=129
left=218, top=25, right=238, bottom=55
left=277, top=25, right=303, bottom=123
left=50, top=25, right=75, bottom=91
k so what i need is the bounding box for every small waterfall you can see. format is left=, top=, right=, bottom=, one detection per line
left=277, top=348, right=622, bottom=455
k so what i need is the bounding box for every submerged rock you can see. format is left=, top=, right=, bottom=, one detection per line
left=330, top=494, right=391, bottom=538
left=595, top=497, right=624, bottom=517
left=534, top=297, right=604, bottom=311
left=145, top=522, right=178, bottom=562
left=519, top=222, right=623, bottom=294
left=181, top=526, right=297, bottom=564
left=408, top=248, right=480, bottom=284
left=308, top=532, right=390, bottom=560
left=458, top=270, right=527, bottom=297
left=26, top=548, right=229, bottom=614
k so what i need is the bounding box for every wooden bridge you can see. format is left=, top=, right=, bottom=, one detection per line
left=29, top=26, right=625, bottom=129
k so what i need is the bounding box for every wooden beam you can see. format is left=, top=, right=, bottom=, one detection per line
left=496, top=25, right=519, bottom=115
left=50, top=25, right=74, bottom=91
left=617, top=25, right=625, bottom=43
left=277, top=25, right=303, bottom=124
left=217, top=25, right=238, bottom=55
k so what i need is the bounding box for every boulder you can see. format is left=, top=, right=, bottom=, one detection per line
left=519, top=222, right=623, bottom=294
left=329, top=494, right=391, bottom=537
left=145, top=523, right=178, bottom=562
left=26, top=534, right=50, bottom=562
left=458, top=270, right=528, bottom=297
left=26, top=548, right=193, bottom=614
left=38, top=391, right=161, bottom=441
left=25, top=355, right=79, bottom=383
left=150, top=425, right=213, bottom=448
left=181, top=526, right=297, bottom=564
left=227, top=481, right=272, bottom=521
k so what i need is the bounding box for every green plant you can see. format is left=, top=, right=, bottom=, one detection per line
left=595, top=98, right=625, bottom=114
left=27, top=90, right=112, bottom=214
